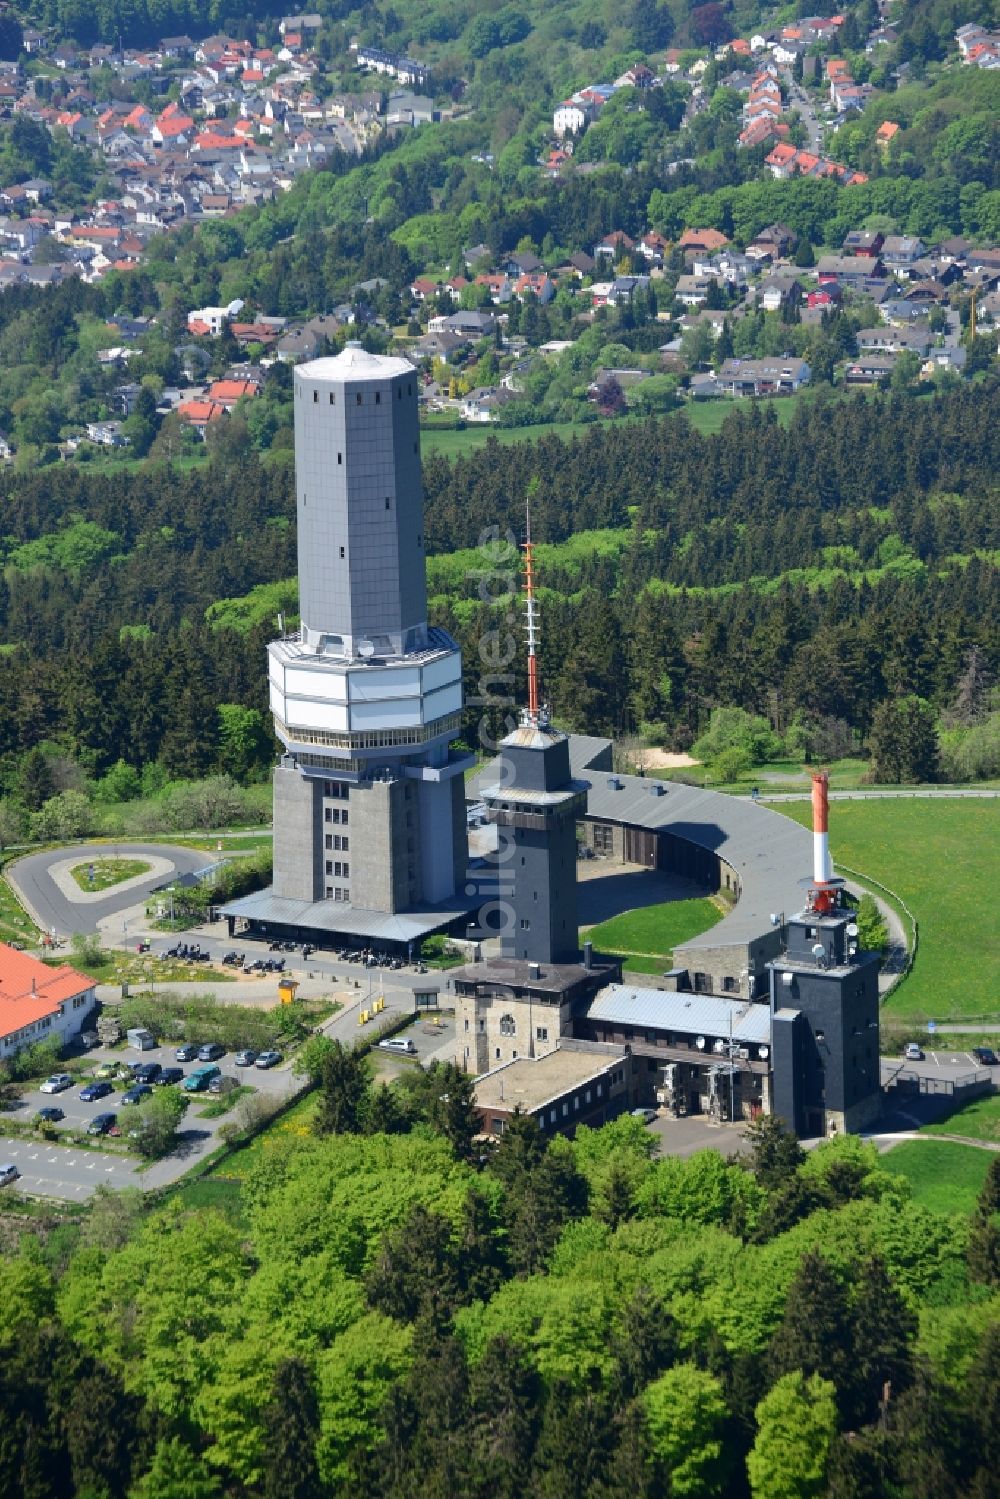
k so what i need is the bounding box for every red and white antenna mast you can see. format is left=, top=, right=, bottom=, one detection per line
left=808, top=770, right=843, bottom=915
left=523, top=500, right=541, bottom=725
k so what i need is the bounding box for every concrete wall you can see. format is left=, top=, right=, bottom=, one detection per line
left=273, top=763, right=323, bottom=901
left=348, top=776, right=415, bottom=911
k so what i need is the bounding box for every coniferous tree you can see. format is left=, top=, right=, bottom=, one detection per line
left=261, top=1358, right=322, bottom=1499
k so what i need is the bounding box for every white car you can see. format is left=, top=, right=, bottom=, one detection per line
left=904, top=1043, right=924, bottom=1062
left=631, top=1108, right=658, bottom=1125
left=39, top=1073, right=74, bottom=1094
left=0, top=1164, right=20, bottom=1187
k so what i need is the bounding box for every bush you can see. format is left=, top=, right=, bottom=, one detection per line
left=7, top=1035, right=64, bottom=1082
left=711, top=745, right=753, bottom=783
left=693, top=707, right=781, bottom=767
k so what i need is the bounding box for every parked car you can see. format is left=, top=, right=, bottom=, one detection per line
left=134, top=1063, right=162, bottom=1084
left=378, top=1038, right=417, bottom=1056
left=255, top=1050, right=282, bottom=1069
left=79, top=1081, right=114, bottom=1103
left=155, top=1067, right=184, bottom=1086
left=36, top=1106, right=64, bottom=1123
left=904, top=1043, right=924, bottom=1061
left=88, top=1112, right=117, bottom=1135
left=234, top=1049, right=257, bottom=1067
left=175, top=1044, right=199, bottom=1061
left=0, top=1163, right=20, bottom=1187
left=121, top=1085, right=153, bottom=1105
left=94, top=1062, right=118, bottom=1080
left=972, top=1047, right=998, bottom=1068
left=208, top=1074, right=239, bottom=1095
left=40, top=1073, right=74, bottom=1094
left=197, top=1043, right=225, bottom=1062
left=631, top=1108, right=659, bottom=1125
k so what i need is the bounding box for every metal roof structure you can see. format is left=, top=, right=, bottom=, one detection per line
left=588, top=984, right=772, bottom=1044
left=220, top=888, right=476, bottom=943
left=473, top=734, right=812, bottom=957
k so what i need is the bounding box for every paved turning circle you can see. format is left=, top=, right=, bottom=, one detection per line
left=7, top=842, right=217, bottom=937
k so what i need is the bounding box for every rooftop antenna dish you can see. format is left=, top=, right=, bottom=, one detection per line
left=811, top=943, right=825, bottom=959
left=357, top=638, right=375, bottom=660
left=846, top=922, right=859, bottom=938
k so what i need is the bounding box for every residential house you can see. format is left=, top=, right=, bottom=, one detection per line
left=748, top=222, right=798, bottom=260
left=608, top=274, right=650, bottom=305
left=637, top=231, right=669, bottom=265
left=677, top=227, right=730, bottom=255
left=593, top=230, right=635, bottom=261
left=816, top=255, right=886, bottom=291
left=675, top=273, right=718, bottom=307
left=85, top=419, right=129, bottom=446
left=842, top=230, right=884, bottom=257
left=553, top=99, right=591, bottom=137
left=757, top=273, right=802, bottom=313
left=875, top=120, right=899, bottom=152
left=716, top=356, right=811, bottom=394
left=880, top=235, right=925, bottom=268
left=844, top=354, right=897, bottom=384
left=178, top=398, right=226, bottom=432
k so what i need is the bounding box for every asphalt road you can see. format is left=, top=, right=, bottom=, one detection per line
left=8, top=842, right=214, bottom=937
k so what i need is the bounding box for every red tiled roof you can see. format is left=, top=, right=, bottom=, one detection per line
left=208, top=379, right=258, bottom=402
left=179, top=399, right=225, bottom=423
left=187, top=318, right=212, bottom=336
left=0, top=943, right=94, bottom=1040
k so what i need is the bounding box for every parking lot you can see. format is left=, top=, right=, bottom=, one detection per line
left=1, top=1039, right=302, bottom=1200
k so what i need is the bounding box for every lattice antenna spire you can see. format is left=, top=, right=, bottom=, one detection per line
left=523, top=497, right=541, bottom=724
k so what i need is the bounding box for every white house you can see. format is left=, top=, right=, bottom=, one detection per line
left=553, top=99, right=590, bottom=137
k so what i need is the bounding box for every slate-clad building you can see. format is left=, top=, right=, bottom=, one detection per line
left=223, top=346, right=473, bottom=946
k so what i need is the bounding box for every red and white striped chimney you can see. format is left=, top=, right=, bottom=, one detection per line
left=811, top=769, right=832, bottom=886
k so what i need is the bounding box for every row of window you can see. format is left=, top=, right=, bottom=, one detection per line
left=325, top=886, right=350, bottom=901
left=537, top=1082, right=606, bottom=1128
left=284, top=714, right=462, bottom=753
left=324, top=782, right=350, bottom=799
left=324, top=808, right=349, bottom=825
left=306, top=382, right=414, bottom=404
left=325, top=861, right=350, bottom=877
left=325, top=834, right=349, bottom=851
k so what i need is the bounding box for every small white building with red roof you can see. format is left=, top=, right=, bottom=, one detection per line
left=0, top=943, right=96, bottom=1059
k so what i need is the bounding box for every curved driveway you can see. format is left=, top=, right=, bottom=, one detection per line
left=7, top=843, right=214, bottom=938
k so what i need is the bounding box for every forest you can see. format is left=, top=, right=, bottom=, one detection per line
left=3, top=1076, right=1000, bottom=1499
left=1, top=378, right=997, bottom=844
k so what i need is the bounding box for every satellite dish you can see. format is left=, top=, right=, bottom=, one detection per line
left=357, top=639, right=375, bottom=660
left=846, top=922, right=859, bottom=937
left=758, top=1045, right=769, bottom=1060
left=695, top=1036, right=706, bottom=1050
left=781, top=972, right=793, bottom=985
left=712, top=1038, right=725, bottom=1053
left=812, top=943, right=825, bottom=958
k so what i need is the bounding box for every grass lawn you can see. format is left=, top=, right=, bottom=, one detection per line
left=69, top=857, right=152, bottom=892
left=218, top=1089, right=318, bottom=1179
left=168, top=1176, right=246, bottom=1224
left=197, top=1085, right=256, bottom=1118
left=585, top=897, right=723, bottom=969
left=769, top=798, right=999, bottom=1022
left=882, top=1139, right=992, bottom=1215
left=420, top=415, right=624, bottom=459
left=922, top=1093, right=1000, bottom=1144
left=0, top=862, right=38, bottom=947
